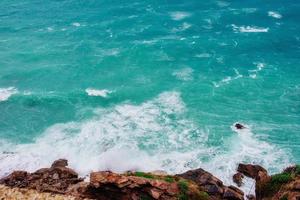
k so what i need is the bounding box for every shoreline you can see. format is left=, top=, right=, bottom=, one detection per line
left=0, top=159, right=299, bottom=200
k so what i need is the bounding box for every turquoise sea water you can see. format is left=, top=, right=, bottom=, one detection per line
left=0, top=0, right=299, bottom=192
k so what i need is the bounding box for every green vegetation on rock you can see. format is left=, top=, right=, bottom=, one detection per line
left=262, top=172, right=293, bottom=197
left=178, top=180, right=189, bottom=193
left=164, top=176, right=175, bottom=183
left=134, top=172, right=155, bottom=179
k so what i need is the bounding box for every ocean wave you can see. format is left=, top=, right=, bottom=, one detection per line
left=0, top=91, right=290, bottom=190
left=268, top=11, right=282, bottom=19
left=0, top=87, right=18, bottom=102
left=232, top=24, right=269, bottom=33
left=203, top=122, right=290, bottom=195
left=169, top=11, right=191, bottom=21
left=85, top=88, right=112, bottom=98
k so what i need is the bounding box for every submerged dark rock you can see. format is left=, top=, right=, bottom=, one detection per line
left=235, top=123, right=245, bottom=130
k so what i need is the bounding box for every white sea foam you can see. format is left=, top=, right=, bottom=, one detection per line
left=268, top=11, right=282, bottom=19
left=213, top=69, right=243, bottom=88
left=172, top=67, right=194, bottom=81
left=232, top=24, right=269, bottom=33
left=0, top=87, right=18, bottom=102
left=216, top=1, right=230, bottom=7
left=72, top=22, right=81, bottom=27
left=0, top=92, right=290, bottom=192
left=169, top=12, right=191, bottom=21
left=249, top=62, right=265, bottom=79
left=202, top=124, right=289, bottom=195
left=172, top=22, right=192, bottom=32
left=85, top=88, right=112, bottom=98
left=195, top=53, right=211, bottom=58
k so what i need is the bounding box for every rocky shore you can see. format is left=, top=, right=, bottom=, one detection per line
left=0, top=159, right=299, bottom=200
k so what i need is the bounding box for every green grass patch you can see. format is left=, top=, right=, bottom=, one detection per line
left=262, top=172, right=293, bottom=197
left=164, top=176, right=175, bottom=183
left=134, top=172, right=154, bottom=179
left=178, top=180, right=189, bottom=193
left=197, top=191, right=209, bottom=200
left=271, top=173, right=292, bottom=184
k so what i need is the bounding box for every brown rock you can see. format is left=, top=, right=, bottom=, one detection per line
left=177, top=168, right=226, bottom=198
left=292, top=180, right=300, bottom=190
left=246, top=194, right=255, bottom=200
left=0, top=171, right=30, bottom=188
left=51, top=159, right=68, bottom=168
left=149, top=188, right=162, bottom=199
left=223, top=186, right=244, bottom=200
left=0, top=159, right=83, bottom=194
left=89, top=171, right=182, bottom=200
left=233, top=173, right=244, bottom=187
left=237, top=164, right=268, bottom=179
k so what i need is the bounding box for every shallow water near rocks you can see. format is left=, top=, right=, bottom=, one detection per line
left=0, top=0, right=299, bottom=195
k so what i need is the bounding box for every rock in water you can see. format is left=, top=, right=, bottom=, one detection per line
left=237, top=163, right=268, bottom=179
left=51, top=159, right=68, bottom=168
left=235, top=123, right=245, bottom=130
left=233, top=173, right=244, bottom=187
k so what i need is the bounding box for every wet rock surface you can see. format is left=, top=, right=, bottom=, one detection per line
left=237, top=164, right=268, bottom=180
left=233, top=173, right=244, bottom=187
left=177, top=168, right=244, bottom=200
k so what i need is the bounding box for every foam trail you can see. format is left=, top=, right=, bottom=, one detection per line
left=268, top=11, right=282, bottom=19
left=169, top=12, right=191, bottom=21
left=249, top=62, right=265, bottom=79
left=232, top=24, right=269, bottom=33
left=0, top=87, right=18, bottom=102
left=85, top=88, right=112, bottom=98
left=213, top=69, right=243, bottom=88
left=72, top=22, right=81, bottom=27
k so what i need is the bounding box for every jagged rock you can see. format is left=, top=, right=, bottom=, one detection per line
left=177, top=168, right=244, bottom=199
left=51, top=159, right=68, bottom=168
left=89, top=171, right=180, bottom=200
left=177, top=168, right=224, bottom=195
left=0, top=171, right=30, bottom=188
left=0, top=159, right=83, bottom=194
left=235, top=123, right=245, bottom=130
left=233, top=173, right=244, bottom=187
left=223, top=186, right=244, bottom=200
left=237, top=164, right=268, bottom=180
